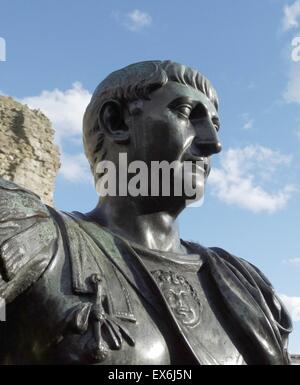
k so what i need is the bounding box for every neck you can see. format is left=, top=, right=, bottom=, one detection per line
left=87, top=196, right=186, bottom=253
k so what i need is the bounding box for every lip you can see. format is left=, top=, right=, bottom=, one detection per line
left=189, top=163, right=206, bottom=176
left=181, top=153, right=210, bottom=177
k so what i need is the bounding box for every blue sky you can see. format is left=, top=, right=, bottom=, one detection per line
left=0, top=0, right=300, bottom=353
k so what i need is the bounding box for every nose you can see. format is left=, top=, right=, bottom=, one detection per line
left=191, top=118, right=222, bottom=157
left=176, top=295, right=187, bottom=310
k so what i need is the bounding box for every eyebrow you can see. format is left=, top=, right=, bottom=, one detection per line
left=168, top=97, right=220, bottom=124
left=167, top=97, right=195, bottom=109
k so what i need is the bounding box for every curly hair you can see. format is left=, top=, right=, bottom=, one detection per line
left=83, top=60, right=219, bottom=182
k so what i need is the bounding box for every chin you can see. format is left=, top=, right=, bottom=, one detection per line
left=182, top=180, right=205, bottom=208
left=181, top=170, right=205, bottom=196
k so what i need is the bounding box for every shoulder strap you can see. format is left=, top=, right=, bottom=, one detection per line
left=0, top=178, right=58, bottom=303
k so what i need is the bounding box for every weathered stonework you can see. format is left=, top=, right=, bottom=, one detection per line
left=0, top=95, right=60, bottom=206
left=291, top=354, right=300, bottom=365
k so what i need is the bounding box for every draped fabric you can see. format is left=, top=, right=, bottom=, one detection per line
left=187, top=244, right=292, bottom=365
left=60, top=211, right=293, bottom=365
left=62, top=212, right=293, bottom=365
left=0, top=179, right=292, bottom=365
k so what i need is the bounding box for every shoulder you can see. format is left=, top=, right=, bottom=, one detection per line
left=0, top=178, right=58, bottom=303
left=186, top=241, right=292, bottom=332
left=208, top=246, right=275, bottom=287
left=208, top=246, right=293, bottom=331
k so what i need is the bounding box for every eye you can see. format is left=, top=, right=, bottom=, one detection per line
left=166, top=292, right=176, bottom=306
left=211, top=116, right=220, bottom=131
left=174, top=104, right=192, bottom=119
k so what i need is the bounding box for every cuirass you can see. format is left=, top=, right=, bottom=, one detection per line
left=0, top=235, right=173, bottom=365
left=0, top=180, right=292, bottom=365
left=0, top=212, right=245, bottom=365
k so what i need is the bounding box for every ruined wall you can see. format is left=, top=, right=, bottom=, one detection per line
left=0, top=95, right=60, bottom=206
left=291, top=354, right=300, bottom=365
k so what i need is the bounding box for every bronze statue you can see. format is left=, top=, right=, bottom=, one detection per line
left=0, top=61, right=293, bottom=364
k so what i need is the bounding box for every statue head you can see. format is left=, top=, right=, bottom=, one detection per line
left=83, top=60, right=221, bottom=207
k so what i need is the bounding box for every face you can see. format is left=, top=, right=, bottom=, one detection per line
left=124, top=81, right=221, bottom=207
left=160, top=281, right=201, bottom=327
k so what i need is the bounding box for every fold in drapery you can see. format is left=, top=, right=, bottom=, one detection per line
left=200, top=246, right=292, bottom=365
left=57, top=211, right=293, bottom=365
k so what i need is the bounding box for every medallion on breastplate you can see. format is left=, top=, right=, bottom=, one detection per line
left=152, top=270, right=202, bottom=328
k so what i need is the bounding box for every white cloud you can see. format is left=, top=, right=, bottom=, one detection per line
left=124, top=9, right=152, bottom=31
left=209, top=145, right=295, bottom=213
left=284, top=257, right=300, bottom=267
left=60, top=152, right=92, bottom=184
left=18, top=83, right=93, bottom=184
left=240, top=113, right=254, bottom=130
left=243, top=119, right=254, bottom=130
left=19, top=82, right=92, bottom=145
left=296, top=131, right=300, bottom=139
left=284, top=65, right=300, bottom=104
left=280, top=294, right=300, bottom=322
left=281, top=2, right=300, bottom=105
left=282, top=0, right=300, bottom=31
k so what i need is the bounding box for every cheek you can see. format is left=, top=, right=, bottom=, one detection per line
left=144, top=112, right=188, bottom=161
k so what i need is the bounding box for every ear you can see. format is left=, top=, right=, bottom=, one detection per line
left=98, top=100, right=130, bottom=144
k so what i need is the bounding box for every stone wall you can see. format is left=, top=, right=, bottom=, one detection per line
left=291, top=354, right=300, bottom=365
left=0, top=95, right=60, bottom=206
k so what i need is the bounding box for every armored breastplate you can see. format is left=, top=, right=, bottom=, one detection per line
left=0, top=222, right=172, bottom=364
left=0, top=210, right=238, bottom=364
left=0, top=180, right=292, bottom=365
left=0, top=209, right=292, bottom=365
